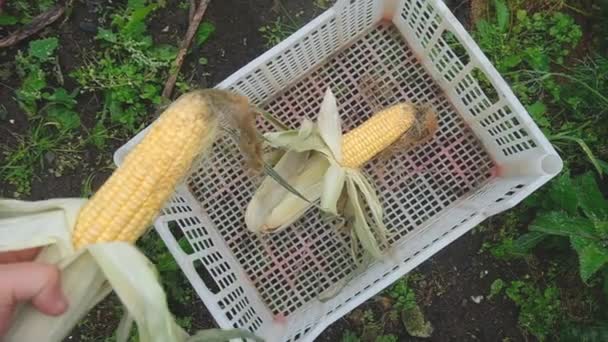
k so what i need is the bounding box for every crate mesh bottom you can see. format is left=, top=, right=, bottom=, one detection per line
left=187, top=23, right=494, bottom=317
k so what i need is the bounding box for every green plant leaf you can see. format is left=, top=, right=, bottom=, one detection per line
left=576, top=172, right=608, bottom=221
left=0, top=14, right=19, bottom=26
left=97, top=28, right=118, bottom=43
left=530, top=211, right=596, bottom=240
left=547, top=172, right=577, bottom=215
left=571, top=236, right=608, bottom=282
left=511, top=232, right=547, bottom=254
left=494, top=0, right=509, bottom=32
left=527, top=101, right=550, bottom=128
left=46, top=106, right=81, bottom=132
left=44, top=88, right=77, bottom=107
left=489, top=279, right=505, bottom=298
left=195, top=22, right=215, bottom=46
left=28, top=38, right=59, bottom=61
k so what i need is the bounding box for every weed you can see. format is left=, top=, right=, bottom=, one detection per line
left=137, top=231, right=195, bottom=307
left=314, top=0, right=332, bottom=9
left=474, top=3, right=608, bottom=175
left=0, top=38, right=84, bottom=195
left=489, top=278, right=505, bottom=299
left=519, top=172, right=608, bottom=283
left=387, top=276, right=417, bottom=311
left=72, top=0, right=177, bottom=133
left=386, top=276, right=433, bottom=338
left=505, top=280, right=561, bottom=341
left=0, top=0, right=55, bottom=25
left=259, top=17, right=298, bottom=47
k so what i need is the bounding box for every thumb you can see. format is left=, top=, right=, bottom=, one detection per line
left=0, top=262, right=68, bottom=336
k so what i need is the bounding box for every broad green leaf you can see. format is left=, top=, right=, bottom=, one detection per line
left=195, top=22, right=216, bottom=46
left=44, top=88, right=78, bottom=107
left=47, top=106, right=81, bottom=131
left=530, top=211, right=596, bottom=240
left=527, top=101, right=550, bottom=128
left=547, top=172, right=577, bottom=215
left=28, top=38, right=59, bottom=61
left=320, top=163, right=345, bottom=215
left=317, top=88, right=343, bottom=162
left=494, top=0, right=509, bottom=32
left=502, top=54, right=522, bottom=69
left=594, top=221, right=608, bottom=238
left=576, top=172, right=608, bottom=221
left=571, top=236, right=608, bottom=282
left=511, top=231, right=547, bottom=254
left=525, top=47, right=550, bottom=71
left=121, top=4, right=156, bottom=38
left=97, top=28, right=118, bottom=43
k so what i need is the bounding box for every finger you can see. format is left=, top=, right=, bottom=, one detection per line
left=0, top=300, right=15, bottom=337
left=0, top=248, right=42, bottom=264
left=0, top=262, right=68, bottom=335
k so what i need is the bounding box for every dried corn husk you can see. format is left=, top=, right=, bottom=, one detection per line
left=247, top=89, right=388, bottom=259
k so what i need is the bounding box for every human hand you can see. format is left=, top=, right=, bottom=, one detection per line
left=0, top=248, right=68, bottom=337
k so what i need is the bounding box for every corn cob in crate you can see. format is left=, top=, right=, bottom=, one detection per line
left=247, top=88, right=437, bottom=258
left=0, top=90, right=262, bottom=342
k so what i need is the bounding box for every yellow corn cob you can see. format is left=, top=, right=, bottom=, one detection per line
left=340, top=103, right=416, bottom=168
left=72, top=91, right=219, bottom=249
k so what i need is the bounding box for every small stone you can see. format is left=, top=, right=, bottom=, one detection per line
left=9, top=119, right=15, bottom=124
left=470, top=295, right=484, bottom=304
left=162, top=26, right=170, bottom=32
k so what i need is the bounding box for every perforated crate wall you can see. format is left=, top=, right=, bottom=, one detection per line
left=114, top=0, right=562, bottom=341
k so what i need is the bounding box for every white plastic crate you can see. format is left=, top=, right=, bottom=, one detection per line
left=115, top=0, right=562, bottom=340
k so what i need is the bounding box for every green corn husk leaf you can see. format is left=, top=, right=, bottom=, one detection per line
left=348, top=170, right=388, bottom=246
left=246, top=151, right=311, bottom=232
left=264, top=119, right=330, bottom=155
left=262, top=154, right=329, bottom=231
left=1, top=199, right=263, bottom=342
left=346, top=178, right=383, bottom=258
left=320, top=163, right=346, bottom=215
left=317, top=88, right=343, bottom=162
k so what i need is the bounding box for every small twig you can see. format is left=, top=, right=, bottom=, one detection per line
left=0, top=4, right=66, bottom=48
left=162, top=0, right=211, bottom=100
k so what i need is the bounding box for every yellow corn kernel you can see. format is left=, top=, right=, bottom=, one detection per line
left=340, top=103, right=416, bottom=168
left=72, top=91, right=219, bottom=249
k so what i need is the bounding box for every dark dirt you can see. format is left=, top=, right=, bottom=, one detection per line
left=1, top=0, right=535, bottom=341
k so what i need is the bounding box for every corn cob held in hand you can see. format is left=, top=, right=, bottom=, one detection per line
left=2, top=90, right=263, bottom=342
